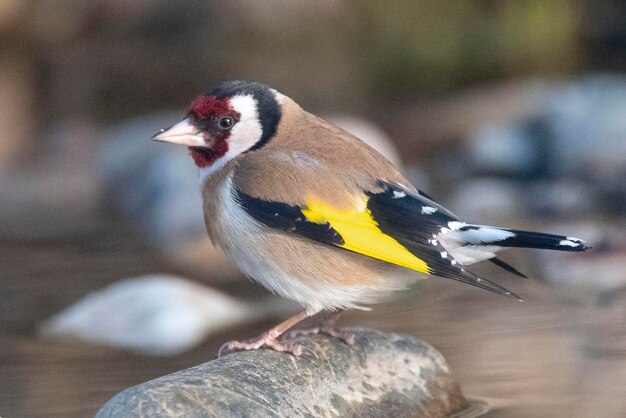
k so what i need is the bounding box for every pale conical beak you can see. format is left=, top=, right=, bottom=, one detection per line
left=151, top=118, right=206, bottom=147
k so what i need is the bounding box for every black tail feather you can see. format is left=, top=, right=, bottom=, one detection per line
left=442, top=267, right=524, bottom=302
left=495, top=229, right=589, bottom=252
left=489, top=257, right=528, bottom=278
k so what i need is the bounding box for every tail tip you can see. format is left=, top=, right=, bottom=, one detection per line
left=558, top=237, right=590, bottom=251
left=499, top=288, right=524, bottom=302
left=502, top=290, right=524, bottom=302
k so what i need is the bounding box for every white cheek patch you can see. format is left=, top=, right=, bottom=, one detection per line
left=199, top=94, right=263, bottom=181
left=228, top=95, right=263, bottom=155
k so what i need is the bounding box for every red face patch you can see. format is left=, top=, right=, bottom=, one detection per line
left=186, top=95, right=238, bottom=168
left=188, top=142, right=229, bottom=168
left=188, top=95, right=232, bottom=120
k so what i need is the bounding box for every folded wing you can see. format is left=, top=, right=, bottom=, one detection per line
left=235, top=181, right=521, bottom=300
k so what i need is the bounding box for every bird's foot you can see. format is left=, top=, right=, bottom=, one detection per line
left=284, top=324, right=358, bottom=346
left=218, top=333, right=306, bottom=357
left=284, top=310, right=357, bottom=346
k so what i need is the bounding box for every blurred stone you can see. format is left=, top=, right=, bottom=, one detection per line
left=447, top=178, right=524, bottom=224
left=576, top=162, right=626, bottom=217
left=386, top=80, right=553, bottom=160
left=548, top=75, right=626, bottom=176
left=98, top=111, right=206, bottom=248
left=467, top=118, right=550, bottom=178
left=96, top=328, right=468, bottom=418
left=39, top=274, right=295, bottom=356
left=527, top=180, right=598, bottom=219
left=464, top=75, right=626, bottom=218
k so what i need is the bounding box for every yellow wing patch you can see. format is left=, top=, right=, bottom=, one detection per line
left=301, top=196, right=431, bottom=274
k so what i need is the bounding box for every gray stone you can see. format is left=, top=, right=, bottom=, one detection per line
left=39, top=275, right=295, bottom=356
left=96, top=328, right=467, bottom=418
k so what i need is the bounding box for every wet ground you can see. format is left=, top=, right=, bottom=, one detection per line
left=1, top=221, right=625, bottom=417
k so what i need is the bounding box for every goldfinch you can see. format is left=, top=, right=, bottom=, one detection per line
left=152, top=81, right=588, bottom=356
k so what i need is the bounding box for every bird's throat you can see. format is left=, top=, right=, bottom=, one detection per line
left=188, top=140, right=228, bottom=168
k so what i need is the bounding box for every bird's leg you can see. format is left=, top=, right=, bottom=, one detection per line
left=283, top=310, right=357, bottom=345
left=218, top=310, right=310, bottom=357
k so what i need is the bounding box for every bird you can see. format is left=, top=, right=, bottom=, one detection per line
left=152, top=80, right=589, bottom=356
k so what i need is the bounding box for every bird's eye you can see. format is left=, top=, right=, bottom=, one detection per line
left=218, top=116, right=235, bottom=130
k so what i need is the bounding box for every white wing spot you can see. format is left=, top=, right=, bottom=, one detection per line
left=440, top=251, right=448, bottom=259
left=421, top=206, right=437, bottom=215
left=393, top=190, right=406, bottom=199
left=447, top=221, right=465, bottom=230
left=559, top=239, right=579, bottom=247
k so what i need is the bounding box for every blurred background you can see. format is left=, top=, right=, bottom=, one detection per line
left=1, top=1, right=625, bottom=417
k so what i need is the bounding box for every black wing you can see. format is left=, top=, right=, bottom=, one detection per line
left=234, top=189, right=344, bottom=245
left=367, top=182, right=522, bottom=300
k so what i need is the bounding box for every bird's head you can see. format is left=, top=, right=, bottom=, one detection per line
left=152, top=80, right=283, bottom=170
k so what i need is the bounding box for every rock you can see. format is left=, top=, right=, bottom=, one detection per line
left=39, top=275, right=295, bottom=356
left=96, top=328, right=467, bottom=418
